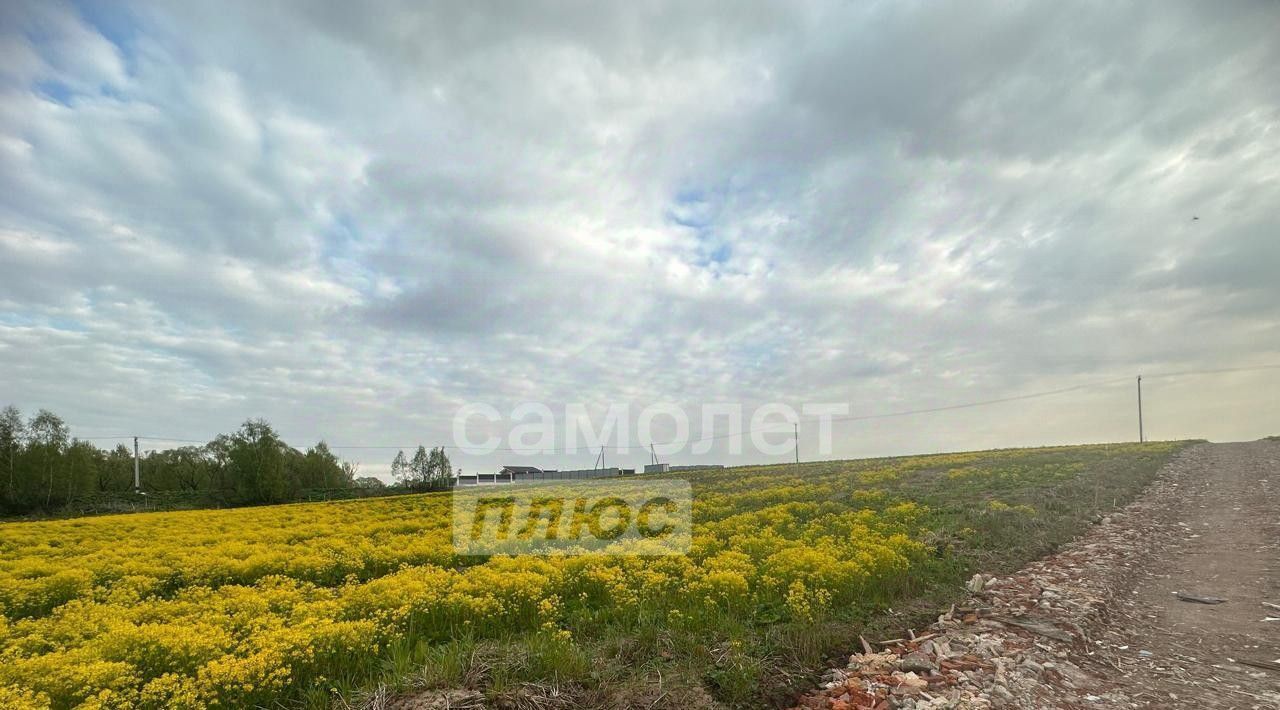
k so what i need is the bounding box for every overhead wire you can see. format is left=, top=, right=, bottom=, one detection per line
left=64, top=363, right=1278, bottom=455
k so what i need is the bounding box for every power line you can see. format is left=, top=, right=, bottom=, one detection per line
left=827, top=375, right=1136, bottom=425
left=1140, top=364, right=1280, bottom=380
left=639, top=374, right=1138, bottom=448
left=654, top=363, right=1279, bottom=447
left=65, top=363, right=1280, bottom=455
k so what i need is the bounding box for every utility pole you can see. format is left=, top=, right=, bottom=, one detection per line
left=1137, top=376, right=1144, bottom=443
left=794, top=422, right=800, bottom=465
left=133, top=436, right=141, bottom=492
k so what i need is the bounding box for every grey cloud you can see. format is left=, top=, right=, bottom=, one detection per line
left=1, top=0, right=1278, bottom=477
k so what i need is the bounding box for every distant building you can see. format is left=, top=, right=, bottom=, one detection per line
left=501, top=465, right=542, bottom=483
left=459, top=466, right=625, bottom=484
left=501, top=465, right=542, bottom=477
left=459, top=464, right=709, bottom=485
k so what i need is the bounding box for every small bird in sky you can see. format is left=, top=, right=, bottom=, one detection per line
left=1192, top=216, right=1199, bottom=221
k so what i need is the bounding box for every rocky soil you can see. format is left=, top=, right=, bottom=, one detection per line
left=791, top=440, right=1280, bottom=710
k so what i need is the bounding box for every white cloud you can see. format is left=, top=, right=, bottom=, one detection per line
left=1, top=0, right=1278, bottom=478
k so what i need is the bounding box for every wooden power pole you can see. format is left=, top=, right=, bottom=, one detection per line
left=1137, top=376, right=1144, bottom=443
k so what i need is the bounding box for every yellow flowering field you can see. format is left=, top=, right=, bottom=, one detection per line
left=0, top=442, right=1187, bottom=708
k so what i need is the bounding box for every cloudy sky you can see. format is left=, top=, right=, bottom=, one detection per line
left=2, top=1, right=1277, bottom=478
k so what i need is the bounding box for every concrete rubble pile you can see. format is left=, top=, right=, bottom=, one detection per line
left=789, top=567, right=1135, bottom=710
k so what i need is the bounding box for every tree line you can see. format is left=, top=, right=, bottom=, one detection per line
left=390, top=445, right=454, bottom=489
left=0, top=405, right=450, bottom=515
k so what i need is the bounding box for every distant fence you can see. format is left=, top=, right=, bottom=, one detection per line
left=49, top=481, right=455, bottom=517
left=457, top=467, right=627, bottom=485
left=301, top=481, right=453, bottom=502
left=59, top=490, right=235, bottom=516
left=667, top=465, right=725, bottom=472
left=454, top=465, right=727, bottom=486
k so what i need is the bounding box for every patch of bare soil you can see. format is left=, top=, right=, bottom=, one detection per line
left=791, top=441, right=1280, bottom=709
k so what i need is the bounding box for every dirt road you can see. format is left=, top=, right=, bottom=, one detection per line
left=793, top=440, right=1280, bottom=709
left=1098, top=440, right=1280, bottom=707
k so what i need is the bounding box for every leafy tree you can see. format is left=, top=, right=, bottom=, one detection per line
left=0, top=404, right=365, bottom=514
left=0, top=405, right=23, bottom=504
left=228, top=419, right=289, bottom=504
left=427, top=446, right=452, bottom=485
left=150, top=446, right=212, bottom=491
left=27, top=410, right=69, bottom=507
left=100, top=444, right=134, bottom=492
left=302, top=442, right=344, bottom=489
left=205, top=434, right=235, bottom=493
left=65, top=441, right=99, bottom=501
left=390, top=446, right=452, bottom=489
left=390, top=450, right=410, bottom=487
left=410, top=446, right=429, bottom=487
